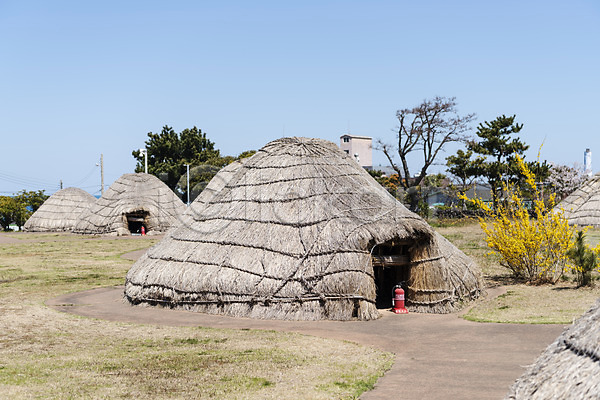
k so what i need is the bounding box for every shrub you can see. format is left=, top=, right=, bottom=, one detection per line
left=460, top=155, right=575, bottom=284
left=567, top=230, right=598, bottom=287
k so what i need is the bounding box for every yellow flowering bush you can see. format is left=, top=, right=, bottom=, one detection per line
left=461, top=155, right=576, bottom=284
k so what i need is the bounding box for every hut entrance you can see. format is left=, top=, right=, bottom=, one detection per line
left=372, top=240, right=411, bottom=309
left=125, top=211, right=149, bottom=235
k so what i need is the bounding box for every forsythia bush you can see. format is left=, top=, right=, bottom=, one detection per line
left=461, top=155, right=576, bottom=284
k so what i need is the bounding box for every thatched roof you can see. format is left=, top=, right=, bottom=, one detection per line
left=23, top=187, right=96, bottom=232
left=125, top=137, right=483, bottom=320
left=73, top=173, right=185, bottom=235
left=557, top=173, right=600, bottom=227
left=506, top=298, right=600, bottom=399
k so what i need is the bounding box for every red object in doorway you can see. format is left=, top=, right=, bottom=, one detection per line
left=392, top=287, right=408, bottom=314
left=141, top=226, right=146, bottom=236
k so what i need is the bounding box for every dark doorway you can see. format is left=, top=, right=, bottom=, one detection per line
left=372, top=240, right=411, bottom=309
left=125, top=211, right=149, bottom=234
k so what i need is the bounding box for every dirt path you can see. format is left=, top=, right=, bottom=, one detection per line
left=0, top=232, right=23, bottom=244
left=47, top=287, right=565, bottom=399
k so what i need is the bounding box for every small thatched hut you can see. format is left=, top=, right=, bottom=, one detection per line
left=506, top=298, right=600, bottom=399
left=125, top=137, right=483, bottom=320
left=557, top=173, right=600, bottom=227
left=73, top=173, right=185, bottom=236
left=23, top=187, right=96, bottom=232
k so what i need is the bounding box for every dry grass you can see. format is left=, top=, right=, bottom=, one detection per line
left=435, top=222, right=600, bottom=324
left=0, top=232, right=393, bottom=399
left=462, top=284, right=600, bottom=324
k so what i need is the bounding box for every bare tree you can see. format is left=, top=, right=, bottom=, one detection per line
left=377, top=96, right=475, bottom=190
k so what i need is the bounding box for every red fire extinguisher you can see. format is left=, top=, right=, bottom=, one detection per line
left=141, top=226, right=146, bottom=236
left=392, top=285, right=408, bottom=314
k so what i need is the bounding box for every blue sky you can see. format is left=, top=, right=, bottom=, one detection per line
left=1, top=1, right=598, bottom=195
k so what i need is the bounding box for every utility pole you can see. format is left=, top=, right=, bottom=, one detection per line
left=100, top=154, right=104, bottom=196
left=185, top=164, right=190, bottom=206
left=60, top=180, right=63, bottom=190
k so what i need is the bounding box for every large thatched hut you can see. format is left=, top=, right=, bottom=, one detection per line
left=506, top=298, right=600, bottom=399
left=23, top=187, right=96, bottom=232
left=557, top=173, right=600, bottom=227
left=125, top=137, right=483, bottom=320
left=73, top=173, right=185, bottom=235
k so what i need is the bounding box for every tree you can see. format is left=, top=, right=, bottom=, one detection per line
left=175, top=150, right=258, bottom=203
left=132, top=125, right=221, bottom=197
left=466, top=115, right=528, bottom=208
left=546, top=163, right=587, bottom=202
left=567, top=230, right=598, bottom=287
left=0, top=190, right=48, bottom=230
left=15, top=190, right=48, bottom=213
left=0, top=196, right=26, bottom=231
left=446, top=149, right=484, bottom=195
left=461, top=155, right=575, bottom=284
left=378, top=96, right=475, bottom=189
left=377, top=97, right=475, bottom=209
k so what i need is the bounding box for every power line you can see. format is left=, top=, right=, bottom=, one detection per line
left=67, top=164, right=99, bottom=187
left=0, top=170, right=59, bottom=187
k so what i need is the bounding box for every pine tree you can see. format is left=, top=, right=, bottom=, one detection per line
left=567, top=231, right=597, bottom=287
left=467, top=115, right=528, bottom=208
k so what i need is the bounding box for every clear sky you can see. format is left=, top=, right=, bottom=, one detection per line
left=1, top=0, right=598, bottom=195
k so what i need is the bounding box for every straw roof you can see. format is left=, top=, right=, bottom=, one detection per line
left=506, top=298, right=600, bottom=399
left=557, top=173, right=600, bottom=227
left=73, top=173, right=185, bottom=235
left=23, top=187, right=96, bottom=232
left=125, top=137, right=483, bottom=320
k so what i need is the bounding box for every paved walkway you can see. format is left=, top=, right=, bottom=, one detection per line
left=47, top=287, right=565, bottom=400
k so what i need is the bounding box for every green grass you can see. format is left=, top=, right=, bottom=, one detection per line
left=0, top=232, right=394, bottom=399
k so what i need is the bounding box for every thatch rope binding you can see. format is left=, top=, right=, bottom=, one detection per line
left=73, top=173, right=185, bottom=235
left=170, top=237, right=370, bottom=257
left=229, top=172, right=364, bottom=188
left=562, top=339, right=600, bottom=363
left=506, top=298, right=600, bottom=398
left=407, top=287, right=455, bottom=294
left=410, top=255, right=444, bottom=265
left=407, top=297, right=455, bottom=306
left=125, top=137, right=484, bottom=320
left=131, top=294, right=372, bottom=305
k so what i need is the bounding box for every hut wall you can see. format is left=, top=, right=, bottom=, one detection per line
left=124, top=137, right=483, bottom=320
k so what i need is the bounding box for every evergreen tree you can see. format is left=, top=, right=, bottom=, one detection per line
left=132, top=126, right=221, bottom=196
left=567, top=230, right=597, bottom=287
left=446, top=149, right=484, bottom=196
left=467, top=115, right=528, bottom=207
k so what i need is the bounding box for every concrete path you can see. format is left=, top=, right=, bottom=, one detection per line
left=47, top=287, right=565, bottom=400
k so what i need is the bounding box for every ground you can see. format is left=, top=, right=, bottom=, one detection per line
left=1, top=223, right=599, bottom=399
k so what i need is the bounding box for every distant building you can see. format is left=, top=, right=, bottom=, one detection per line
left=584, top=148, right=593, bottom=178
left=339, top=134, right=372, bottom=169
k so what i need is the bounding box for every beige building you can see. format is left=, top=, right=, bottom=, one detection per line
left=340, top=134, right=372, bottom=169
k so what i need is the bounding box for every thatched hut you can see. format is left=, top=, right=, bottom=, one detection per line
left=557, top=173, right=600, bottom=227
left=506, top=298, right=600, bottom=399
left=23, top=187, right=96, bottom=232
left=125, top=137, right=483, bottom=320
left=73, top=173, right=185, bottom=236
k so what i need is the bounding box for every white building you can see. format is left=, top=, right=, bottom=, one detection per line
left=340, top=134, right=372, bottom=169
left=584, top=148, right=593, bottom=177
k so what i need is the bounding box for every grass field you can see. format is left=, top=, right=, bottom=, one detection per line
left=0, top=233, right=393, bottom=399
left=2, top=222, right=599, bottom=398
left=435, top=220, right=600, bottom=324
